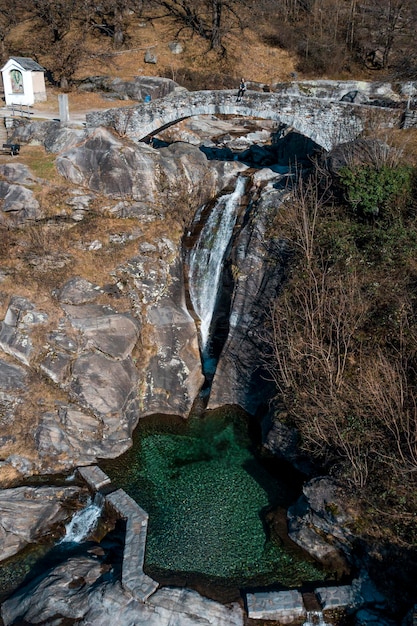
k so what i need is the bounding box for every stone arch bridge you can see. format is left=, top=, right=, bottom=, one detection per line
left=86, top=89, right=406, bottom=151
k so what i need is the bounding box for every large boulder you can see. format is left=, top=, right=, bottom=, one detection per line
left=9, top=120, right=84, bottom=153
left=0, top=163, right=39, bottom=185
left=0, top=181, right=42, bottom=225
left=56, top=127, right=245, bottom=210
left=0, top=485, right=83, bottom=561
left=287, top=477, right=355, bottom=574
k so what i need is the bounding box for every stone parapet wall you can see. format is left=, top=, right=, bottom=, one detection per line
left=76, top=466, right=159, bottom=603
left=106, top=488, right=159, bottom=601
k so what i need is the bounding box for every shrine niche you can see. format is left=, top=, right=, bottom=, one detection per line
left=1, top=57, right=46, bottom=107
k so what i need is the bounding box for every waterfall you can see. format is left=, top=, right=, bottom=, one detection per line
left=188, top=176, right=246, bottom=354
left=60, top=494, right=103, bottom=543
left=303, top=611, right=332, bottom=626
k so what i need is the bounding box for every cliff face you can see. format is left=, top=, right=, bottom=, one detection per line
left=0, top=122, right=247, bottom=483
left=207, top=171, right=291, bottom=415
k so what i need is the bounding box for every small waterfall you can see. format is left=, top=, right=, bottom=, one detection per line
left=60, top=494, right=103, bottom=543
left=303, top=611, right=332, bottom=626
left=188, top=176, right=246, bottom=354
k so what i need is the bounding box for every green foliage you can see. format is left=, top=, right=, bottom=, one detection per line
left=338, top=164, right=413, bottom=218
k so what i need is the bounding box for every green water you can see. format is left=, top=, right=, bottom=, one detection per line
left=100, top=409, right=326, bottom=590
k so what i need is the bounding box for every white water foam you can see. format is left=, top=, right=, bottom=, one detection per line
left=60, top=494, right=103, bottom=543
left=303, top=610, right=332, bottom=626
left=189, top=176, right=246, bottom=352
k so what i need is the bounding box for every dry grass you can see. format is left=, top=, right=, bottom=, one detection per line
left=17, top=146, right=58, bottom=180
left=384, top=128, right=417, bottom=166
left=6, top=12, right=297, bottom=104
left=72, top=16, right=298, bottom=86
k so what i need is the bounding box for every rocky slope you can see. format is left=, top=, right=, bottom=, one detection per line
left=0, top=109, right=272, bottom=485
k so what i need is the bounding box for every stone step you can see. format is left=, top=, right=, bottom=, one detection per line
left=77, top=465, right=112, bottom=492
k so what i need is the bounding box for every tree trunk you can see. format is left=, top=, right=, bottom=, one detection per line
left=210, top=0, right=223, bottom=50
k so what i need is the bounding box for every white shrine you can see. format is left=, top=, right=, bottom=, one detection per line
left=1, top=57, right=46, bottom=107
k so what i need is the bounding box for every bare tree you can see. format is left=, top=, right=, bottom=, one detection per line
left=29, top=0, right=79, bottom=43
left=83, top=0, right=144, bottom=47
left=0, top=0, right=21, bottom=58
left=149, top=0, right=252, bottom=55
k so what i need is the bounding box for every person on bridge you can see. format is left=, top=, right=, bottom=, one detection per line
left=236, top=78, right=246, bottom=102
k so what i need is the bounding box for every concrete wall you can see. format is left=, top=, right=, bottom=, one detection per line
left=32, top=72, right=47, bottom=103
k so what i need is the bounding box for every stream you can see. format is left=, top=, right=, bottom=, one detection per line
left=59, top=494, right=103, bottom=544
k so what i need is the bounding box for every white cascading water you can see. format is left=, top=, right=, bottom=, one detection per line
left=189, top=176, right=246, bottom=353
left=303, top=611, right=332, bottom=626
left=60, top=494, right=103, bottom=543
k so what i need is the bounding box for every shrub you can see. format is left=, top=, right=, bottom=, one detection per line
left=338, top=164, right=414, bottom=218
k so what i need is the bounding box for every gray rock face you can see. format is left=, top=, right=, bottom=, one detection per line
left=35, top=404, right=113, bottom=469
left=63, top=304, right=140, bottom=360
left=0, top=289, right=144, bottom=470
left=144, top=297, right=204, bottom=416
left=54, top=276, right=103, bottom=304
left=116, top=252, right=204, bottom=417
left=0, top=163, right=39, bottom=185
left=208, top=177, right=290, bottom=415
left=1, top=555, right=104, bottom=624
left=10, top=120, right=84, bottom=153
left=0, top=296, right=48, bottom=366
left=0, top=359, right=26, bottom=447
left=287, top=477, right=354, bottom=572
left=262, top=409, right=317, bottom=475
left=1, top=554, right=244, bottom=626
left=79, top=75, right=184, bottom=101
left=56, top=127, right=244, bottom=208
left=71, top=352, right=138, bottom=418
left=0, top=485, right=82, bottom=561
left=0, top=358, right=27, bottom=390
left=0, top=180, right=42, bottom=225
left=57, top=127, right=154, bottom=198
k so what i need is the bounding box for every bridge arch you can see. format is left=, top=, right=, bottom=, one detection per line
left=86, top=89, right=402, bottom=152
